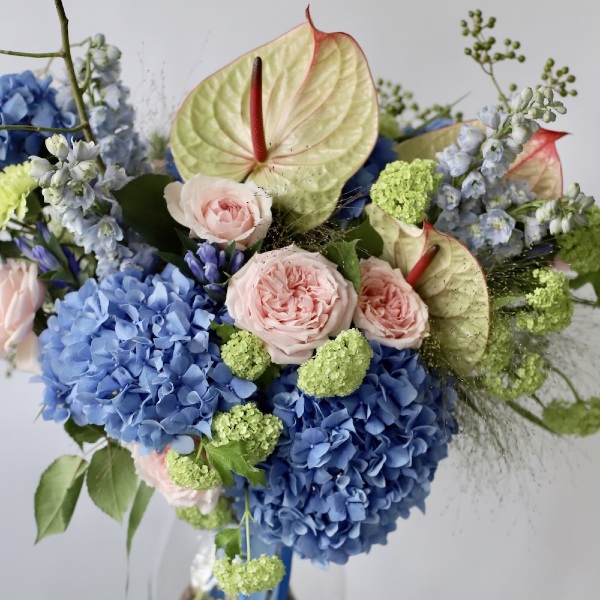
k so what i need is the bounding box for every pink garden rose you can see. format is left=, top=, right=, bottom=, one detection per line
left=164, top=174, right=272, bottom=249
left=0, top=259, right=45, bottom=369
left=353, top=257, right=429, bottom=349
left=225, top=246, right=357, bottom=364
left=132, top=445, right=221, bottom=512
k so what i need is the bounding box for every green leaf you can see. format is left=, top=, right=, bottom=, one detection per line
left=506, top=129, right=566, bottom=199
left=114, top=174, right=182, bottom=253
left=322, top=240, right=361, bottom=293
left=126, top=481, right=154, bottom=557
left=156, top=251, right=193, bottom=278
left=34, top=455, right=88, bottom=543
left=205, top=440, right=266, bottom=488
left=215, top=527, right=242, bottom=560
left=43, top=232, right=71, bottom=272
left=37, top=269, right=75, bottom=284
left=366, top=205, right=490, bottom=375
left=24, top=190, right=42, bottom=223
left=170, top=11, right=378, bottom=231
left=341, top=216, right=384, bottom=259
left=570, top=271, right=600, bottom=305
left=86, top=443, right=138, bottom=523
left=211, top=322, right=237, bottom=343
left=0, top=240, right=22, bottom=259
left=176, top=229, right=200, bottom=253
left=506, top=401, right=557, bottom=434
left=63, top=421, right=104, bottom=450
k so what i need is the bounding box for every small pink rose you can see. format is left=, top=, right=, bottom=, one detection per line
left=353, top=257, right=429, bottom=349
left=0, top=259, right=45, bottom=364
left=132, top=445, right=221, bottom=512
left=164, top=174, right=272, bottom=249
left=226, top=246, right=358, bottom=364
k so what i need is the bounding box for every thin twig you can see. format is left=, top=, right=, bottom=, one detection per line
left=0, top=49, right=63, bottom=58
left=0, top=123, right=87, bottom=134
left=53, top=0, right=105, bottom=173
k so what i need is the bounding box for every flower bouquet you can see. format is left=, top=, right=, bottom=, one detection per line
left=1, top=2, right=600, bottom=599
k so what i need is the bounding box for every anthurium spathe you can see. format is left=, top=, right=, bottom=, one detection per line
left=366, top=204, right=490, bottom=375
left=170, top=9, right=379, bottom=231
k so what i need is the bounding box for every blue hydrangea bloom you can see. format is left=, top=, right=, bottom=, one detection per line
left=335, top=136, right=396, bottom=224
left=233, top=342, right=457, bottom=567
left=38, top=266, right=255, bottom=453
left=0, top=71, right=76, bottom=168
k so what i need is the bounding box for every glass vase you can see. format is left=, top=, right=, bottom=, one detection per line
left=151, top=513, right=346, bottom=600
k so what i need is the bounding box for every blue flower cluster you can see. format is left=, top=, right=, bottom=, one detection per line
left=0, top=71, right=76, bottom=169
left=185, top=241, right=245, bottom=302
left=235, top=342, right=457, bottom=566
left=335, top=136, right=397, bottom=224
left=433, top=106, right=536, bottom=258
left=57, top=35, right=148, bottom=176
left=38, top=266, right=255, bottom=454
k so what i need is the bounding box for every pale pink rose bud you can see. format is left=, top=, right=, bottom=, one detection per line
left=225, top=246, right=358, bottom=364
left=0, top=259, right=45, bottom=367
left=353, top=257, right=429, bottom=349
left=132, top=445, right=221, bottom=513
left=164, top=174, right=272, bottom=249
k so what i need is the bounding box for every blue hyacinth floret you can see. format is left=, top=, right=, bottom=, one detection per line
left=38, top=265, right=256, bottom=454
left=234, top=342, right=457, bottom=566
left=0, top=70, right=76, bottom=169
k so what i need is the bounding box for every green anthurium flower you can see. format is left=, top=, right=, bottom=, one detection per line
left=170, top=9, right=379, bottom=231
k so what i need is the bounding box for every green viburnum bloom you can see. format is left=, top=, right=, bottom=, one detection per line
left=165, top=449, right=221, bottom=491
left=213, top=555, right=285, bottom=596
left=0, top=162, right=37, bottom=229
left=477, top=316, right=513, bottom=376
left=212, top=403, right=282, bottom=465
left=370, top=158, right=442, bottom=224
left=297, top=329, right=373, bottom=398
left=176, top=497, right=234, bottom=530
left=481, top=351, right=547, bottom=401
left=558, top=205, right=600, bottom=274
left=516, top=268, right=573, bottom=334
left=543, top=398, right=600, bottom=436
left=221, top=330, right=271, bottom=381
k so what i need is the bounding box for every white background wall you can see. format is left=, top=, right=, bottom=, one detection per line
left=1, top=1, right=600, bottom=599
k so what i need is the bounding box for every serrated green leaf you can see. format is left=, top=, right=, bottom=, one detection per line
left=215, top=527, right=242, bottom=560
left=366, top=205, right=490, bottom=375
left=63, top=421, right=104, bottom=450
left=87, top=443, right=137, bottom=523
left=126, top=481, right=154, bottom=557
left=341, top=216, right=384, bottom=259
left=114, top=174, right=181, bottom=253
left=170, top=12, right=378, bottom=231
left=322, top=240, right=361, bottom=293
left=206, top=441, right=266, bottom=488
left=34, top=455, right=88, bottom=543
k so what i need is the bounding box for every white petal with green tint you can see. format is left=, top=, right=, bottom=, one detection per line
left=170, top=10, right=378, bottom=230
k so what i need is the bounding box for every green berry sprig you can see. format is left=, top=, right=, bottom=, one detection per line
left=540, top=58, right=578, bottom=98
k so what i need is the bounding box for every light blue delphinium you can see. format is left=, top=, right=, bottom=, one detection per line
left=57, top=35, right=149, bottom=176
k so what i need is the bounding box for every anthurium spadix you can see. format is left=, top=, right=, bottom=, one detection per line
left=170, top=9, right=379, bottom=231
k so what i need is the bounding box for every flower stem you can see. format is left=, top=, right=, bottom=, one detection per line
left=0, top=49, right=63, bottom=58
left=0, top=123, right=87, bottom=134
left=53, top=0, right=105, bottom=173
left=548, top=364, right=583, bottom=403
left=244, top=486, right=252, bottom=561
